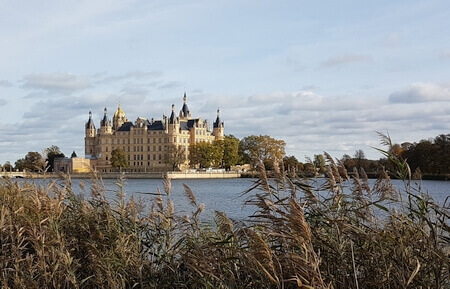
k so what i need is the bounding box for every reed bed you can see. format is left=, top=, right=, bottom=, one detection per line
left=0, top=150, right=448, bottom=288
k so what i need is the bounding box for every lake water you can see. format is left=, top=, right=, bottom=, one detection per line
left=19, top=177, right=449, bottom=221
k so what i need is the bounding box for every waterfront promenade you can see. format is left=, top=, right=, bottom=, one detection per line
left=0, top=171, right=241, bottom=179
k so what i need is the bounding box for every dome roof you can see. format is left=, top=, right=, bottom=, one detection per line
left=114, top=103, right=126, bottom=119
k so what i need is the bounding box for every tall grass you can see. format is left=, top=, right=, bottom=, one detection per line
left=0, top=137, right=448, bottom=288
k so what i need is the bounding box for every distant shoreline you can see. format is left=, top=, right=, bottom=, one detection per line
left=0, top=171, right=241, bottom=180
left=1, top=171, right=448, bottom=181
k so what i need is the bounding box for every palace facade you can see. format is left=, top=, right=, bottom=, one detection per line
left=85, top=93, right=224, bottom=172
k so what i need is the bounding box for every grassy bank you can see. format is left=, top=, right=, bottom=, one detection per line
left=0, top=158, right=448, bottom=288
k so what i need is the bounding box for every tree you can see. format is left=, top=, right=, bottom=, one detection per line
left=14, top=158, right=26, bottom=171
left=283, top=155, right=299, bottom=174
left=189, top=142, right=222, bottom=169
left=44, top=145, right=65, bottom=172
left=340, top=154, right=355, bottom=171
left=303, top=162, right=316, bottom=177
left=434, top=134, right=450, bottom=174
left=3, top=161, right=13, bottom=172
left=222, top=135, right=240, bottom=170
left=110, top=148, right=127, bottom=170
left=71, top=151, right=77, bottom=158
left=354, top=149, right=366, bottom=170
left=313, top=154, right=326, bottom=174
left=400, top=135, right=450, bottom=176
left=164, top=144, right=186, bottom=171
left=239, top=135, right=286, bottom=169
left=23, top=151, right=45, bottom=172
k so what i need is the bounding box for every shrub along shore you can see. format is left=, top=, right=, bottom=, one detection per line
left=0, top=154, right=448, bottom=288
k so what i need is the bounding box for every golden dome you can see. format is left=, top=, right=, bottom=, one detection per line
left=113, top=103, right=126, bottom=119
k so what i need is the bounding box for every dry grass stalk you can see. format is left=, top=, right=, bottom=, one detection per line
left=0, top=151, right=448, bottom=289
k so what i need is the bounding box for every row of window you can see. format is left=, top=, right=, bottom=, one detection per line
left=117, top=130, right=164, bottom=135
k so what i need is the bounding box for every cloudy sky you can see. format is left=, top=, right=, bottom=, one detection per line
left=1, top=0, right=449, bottom=164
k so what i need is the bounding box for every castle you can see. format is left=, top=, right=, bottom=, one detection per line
left=85, top=93, right=224, bottom=172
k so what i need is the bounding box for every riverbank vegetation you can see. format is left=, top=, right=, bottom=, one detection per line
left=0, top=135, right=448, bottom=288
left=2, top=133, right=448, bottom=181
left=283, top=133, right=450, bottom=180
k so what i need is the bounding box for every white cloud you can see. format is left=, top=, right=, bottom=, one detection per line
left=22, top=73, right=92, bottom=94
left=1, top=85, right=450, bottom=163
left=321, top=54, right=372, bottom=67
left=389, top=82, right=450, bottom=103
left=93, top=70, right=162, bottom=85
left=158, top=81, right=183, bottom=90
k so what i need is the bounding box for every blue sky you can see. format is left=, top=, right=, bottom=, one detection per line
left=0, top=0, right=449, bottom=164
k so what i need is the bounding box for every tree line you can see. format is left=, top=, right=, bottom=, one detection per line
left=1, top=146, right=76, bottom=173
left=2, top=133, right=449, bottom=177
left=282, top=133, right=450, bottom=179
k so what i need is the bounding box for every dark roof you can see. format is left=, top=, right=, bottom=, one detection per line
left=213, top=109, right=223, bottom=128
left=213, top=116, right=221, bottom=128
left=100, top=115, right=109, bottom=127
left=169, top=106, right=176, bottom=124
left=181, top=103, right=189, bottom=117
left=100, top=107, right=109, bottom=127
left=181, top=92, right=189, bottom=117
left=86, top=119, right=95, bottom=129
left=117, top=121, right=134, bottom=131
left=186, top=119, right=199, bottom=128
left=180, top=121, right=189, bottom=130
left=148, top=120, right=165, bottom=130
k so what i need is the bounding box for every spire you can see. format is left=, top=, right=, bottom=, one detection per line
left=214, top=108, right=223, bottom=128
left=86, top=111, right=95, bottom=129
left=101, top=107, right=109, bottom=127
left=169, top=104, right=176, bottom=124
left=180, top=92, right=190, bottom=118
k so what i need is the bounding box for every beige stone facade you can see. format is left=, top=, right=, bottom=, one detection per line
left=54, top=157, right=91, bottom=173
left=85, top=93, right=224, bottom=172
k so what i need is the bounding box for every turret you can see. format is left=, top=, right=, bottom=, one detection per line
left=99, top=107, right=112, bottom=134
left=85, top=111, right=97, bottom=158
left=179, top=92, right=191, bottom=119
left=100, top=107, right=108, bottom=126
left=213, top=108, right=224, bottom=140
left=85, top=111, right=96, bottom=137
left=169, top=104, right=176, bottom=124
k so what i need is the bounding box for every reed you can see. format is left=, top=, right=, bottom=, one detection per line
left=0, top=136, right=448, bottom=288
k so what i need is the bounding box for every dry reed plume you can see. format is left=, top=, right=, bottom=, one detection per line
left=0, top=134, right=448, bottom=288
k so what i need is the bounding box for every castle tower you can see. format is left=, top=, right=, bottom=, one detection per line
left=213, top=108, right=224, bottom=140
left=85, top=111, right=96, bottom=137
left=113, top=102, right=127, bottom=130
left=99, top=107, right=112, bottom=134
left=167, top=104, right=179, bottom=147
left=179, top=92, right=191, bottom=119
left=169, top=104, right=177, bottom=125
left=85, top=111, right=96, bottom=158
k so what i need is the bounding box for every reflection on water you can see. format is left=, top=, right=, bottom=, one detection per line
left=8, top=177, right=449, bottom=221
